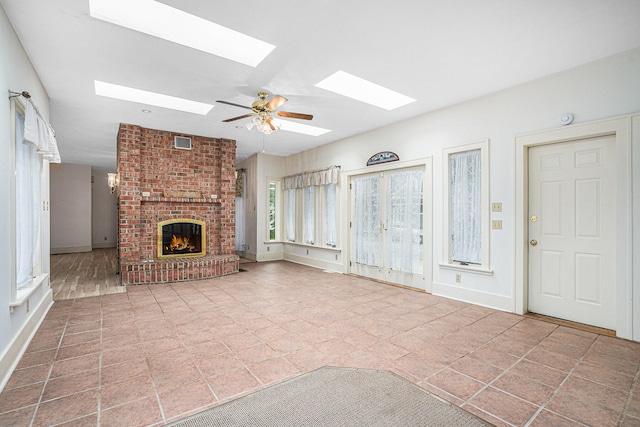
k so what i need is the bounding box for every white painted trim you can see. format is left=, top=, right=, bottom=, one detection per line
left=432, top=281, right=512, bottom=312
left=514, top=114, right=635, bottom=340
left=284, top=253, right=343, bottom=273
left=0, top=288, right=53, bottom=393
left=438, top=263, right=494, bottom=276
left=10, top=273, right=49, bottom=312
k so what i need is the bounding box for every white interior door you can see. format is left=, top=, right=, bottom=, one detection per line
left=528, top=135, right=616, bottom=329
left=350, top=167, right=425, bottom=289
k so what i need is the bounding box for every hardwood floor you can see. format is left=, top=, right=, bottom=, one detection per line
left=50, top=248, right=126, bottom=300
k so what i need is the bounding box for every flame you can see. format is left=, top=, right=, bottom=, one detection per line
left=169, top=234, right=195, bottom=252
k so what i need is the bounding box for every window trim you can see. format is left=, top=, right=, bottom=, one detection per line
left=441, top=139, right=493, bottom=275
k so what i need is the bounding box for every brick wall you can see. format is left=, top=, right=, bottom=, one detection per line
left=116, top=124, right=238, bottom=284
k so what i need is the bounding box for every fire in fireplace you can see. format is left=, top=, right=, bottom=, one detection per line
left=157, top=219, right=206, bottom=259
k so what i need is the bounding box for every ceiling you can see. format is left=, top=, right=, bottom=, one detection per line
left=3, top=0, right=640, bottom=169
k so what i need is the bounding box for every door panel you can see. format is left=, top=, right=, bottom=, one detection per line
left=528, top=135, right=616, bottom=329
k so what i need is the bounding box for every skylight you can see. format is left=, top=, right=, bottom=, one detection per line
left=89, top=0, right=275, bottom=67
left=276, top=119, right=331, bottom=137
left=94, top=81, right=214, bottom=115
left=315, top=70, right=416, bottom=110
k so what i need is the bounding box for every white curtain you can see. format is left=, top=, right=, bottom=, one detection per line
left=387, top=169, right=423, bottom=273
left=352, top=175, right=381, bottom=267
left=235, top=171, right=245, bottom=251
left=303, top=186, right=314, bottom=244
left=449, top=149, right=481, bottom=264
left=16, top=111, right=41, bottom=287
left=323, top=183, right=337, bottom=247
left=285, top=188, right=296, bottom=242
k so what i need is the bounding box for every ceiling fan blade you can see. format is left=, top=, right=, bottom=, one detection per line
left=216, top=100, right=252, bottom=110
left=222, top=113, right=255, bottom=122
left=277, top=111, right=313, bottom=120
left=265, top=95, right=287, bottom=111
left=265, top=116, right=276, bottom=131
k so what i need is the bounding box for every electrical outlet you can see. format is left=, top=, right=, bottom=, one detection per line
left=267, top=246, right=270, bottom=252
left=492, top=220, right=503, bottom=230
left=491, top=202, right=502, bottom=212
left=455, top=274, right=461, bottom=283
left=335, top=254, right=338, bottom=261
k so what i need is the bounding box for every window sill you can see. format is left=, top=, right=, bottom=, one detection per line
left=439, top=263, right=493, bottom=276
left=282, top=241, right=342, bottom=252
left=10, top=273, right=49, bottom=313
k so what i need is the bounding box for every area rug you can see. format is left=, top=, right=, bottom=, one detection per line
left=168, top=366, right=493, bottom=426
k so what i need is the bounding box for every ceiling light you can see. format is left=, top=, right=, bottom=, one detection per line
left=315, top=70, right=416, bottom=110
left=95, top=81, right=213, bottom=115
left=89, top=0, right=275, bottom=67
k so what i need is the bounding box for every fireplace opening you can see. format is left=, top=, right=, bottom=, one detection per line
left=158, top=219, right=206, bottom=259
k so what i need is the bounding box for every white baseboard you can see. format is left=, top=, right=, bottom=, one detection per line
left=431, top=281, right=512, bottom=312
left=92, top=242, right=116, bottom=249
left=0, top=288, right=53, bottom=393
left=50, top=245, right=92, bottom=254
left=283, top=253, right=343, bottom=273
left=256, top=251, right=284, bottom=262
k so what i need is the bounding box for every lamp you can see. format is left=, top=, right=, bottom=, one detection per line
left=249, top=113, right=281, bottom=135
left=107, top=172, right=119, bottom=194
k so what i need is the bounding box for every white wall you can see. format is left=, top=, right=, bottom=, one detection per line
left=50, top=163, right=92, bottom=254
left=244, top=48, right=640, bottom=337
left=92, top=168, right=117, bottom=248
left=0, top=5, right=53, bottom=391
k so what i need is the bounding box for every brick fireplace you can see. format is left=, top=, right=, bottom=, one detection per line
left=116, top=123, right=238, bottom=285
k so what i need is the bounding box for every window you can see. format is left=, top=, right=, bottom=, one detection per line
left=442, top=140, right=491, bottom=273
left=323, top=183, right=337, bottom=247
left=267, top=180, right=281, bottom=241
left=282, top=166, right=340, bottom=248
left=303, top=186, right=315, bottom=244
left=285, top=188, right=296, bottom=242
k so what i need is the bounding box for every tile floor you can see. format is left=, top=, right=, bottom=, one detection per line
left=1, top=259, right=639, bottom=427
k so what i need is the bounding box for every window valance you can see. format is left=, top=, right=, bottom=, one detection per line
left=23, top=99, right=61, bottom=163
left=282, top=165, right=340, bottom=189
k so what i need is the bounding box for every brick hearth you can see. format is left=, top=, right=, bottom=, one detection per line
left=116, top=124, right=238, bottom=285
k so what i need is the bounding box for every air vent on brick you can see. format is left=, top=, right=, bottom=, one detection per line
left=174, top=136, right=192, bottom=150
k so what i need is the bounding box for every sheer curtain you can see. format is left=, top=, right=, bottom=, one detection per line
left=285, top=188, right=296, bottom=241
left=303, top=186, right=314, bottom=244
left=352, top=175, right=381, bottom=267
left=323, top=183, right=337, bottom=247
left=449, top=149, right=481, bottom=264
left=387, top=169, right=423, bottom=273
left=15, top=111, right=41, bottom=287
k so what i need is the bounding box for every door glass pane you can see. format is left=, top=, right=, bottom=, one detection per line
left=387, top=169, right=423, bottom=273
left=352, top=175, right=381, bottom=267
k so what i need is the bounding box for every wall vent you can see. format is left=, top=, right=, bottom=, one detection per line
left=174, top=136, right=192, bottom=150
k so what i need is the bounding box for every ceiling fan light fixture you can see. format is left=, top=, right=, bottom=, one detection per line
left=315, top=70, right=416, bottom=110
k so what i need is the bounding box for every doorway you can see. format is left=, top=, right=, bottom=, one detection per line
left=514, top=115, right=633, bottom=339
left=527, top=136, right=616, bottom=329
left=349, top=166, right=426, bottom=289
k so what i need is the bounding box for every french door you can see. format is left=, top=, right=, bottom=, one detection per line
left=349, top=167, right=425, bottom=289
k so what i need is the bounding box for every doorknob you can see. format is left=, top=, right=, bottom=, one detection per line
left=530, top=239, right=538, bottom=246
